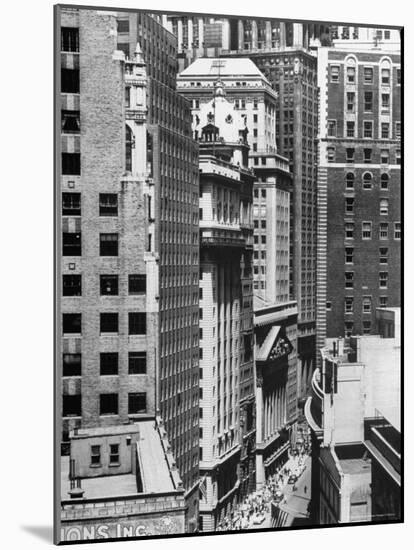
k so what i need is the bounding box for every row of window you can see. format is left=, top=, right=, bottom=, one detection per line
left=345, top=247, right=391, bottom=264
left=330, top=64, right=400, bottom=86
left=62, top=274, right=146, bottom=296
left=63, top=392, right=147, bottom=417
left=63, top=351, right=146, bottom=377
left=62, top=193, right=118, bottom=217
left=344, top=271, right=389, bottom=289
left=344, top=197, right=390, bottom=215
left=327, top=295, right=389, bottom=312
left=328, top=147, right=401, bottom=164
left=344, top=222, right=400, bottom=240
left=63, top=233, right=119, bottom=256
left=62, top=312, right=146, bottom=335
left=345, top=172, right=391, bottom=190
left=328, top=119, right=400, bottom=140
left=345, top=320, right=373, bottom=337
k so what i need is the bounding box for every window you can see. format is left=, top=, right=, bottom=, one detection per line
left=326, top=302, right=332, bottom=311
left=330, top=65, right=340, bottom=82
left=261, top=189, right=266, bottom=198
left=62, top=153, right=80, bottom=175
left=253, top=114, right=258, bottom=123
left=254, top=220, right=258, bottom=229
left=346, top=66, right=356, bottom=84
left=100, top=352, right=118, bottom=375
left=381, top=68, right=390, bottom=85
left=100, top=393, right=118, bottom=415
left=100, top=275, right=118, bottom=295
left=363, top=149, right=372, bottom=163
left=100, top=233, right=118, bottom=256
left=379, top=272, right=388, bottom=288
left=327, top=146, right=335, bottom=162
left=63, top=395, right=81, bottom=417
left=395, top=149, right=401, bottom=165
left=346, top=148, right=355, bottom=162
left=129, top=312, right=146, bottom=335
left=380, top=173, right=389, bottom=189
left=379, top=247, right=388, bottom=264
left=381, top=150, right=389, bottom=165
left=380, top=199, right=389, bottom=215
left=63, top=274, right=81, bottom=296
left=345, top=197, right=354, bottom=213
left=347, top=92, right=355, bottom=112
left=395, top=122, right=401, bottom=140
left=364, top=91, right=373, bottom=111
left=346, top=173, right=355, bottom=189
left=63, top=313, right=81, bottom=334
left=394, top=222, right=401, bottom=240
left=99, top=194, right=118, bottom=216
left=345, top=297, right=353, bottom=313
left=380, top=223, right=389, bottom=239
left=125, top=86, right=130, bottom=108
left=345, top=321, right=354, bottom=338
left=109, top=444, right=120, bottom=465
left=345, top=222, right=354, bottom=239
left=254, top=189, right=259, bottom=198
left=90, top=445, right=101, bottom=466
left=129, top=392, right=147, bottom=414
left=364, top=67, right=373, bottom=84
left=345, top=272, right=354, bottom=289
left=117, top=19, right=129, bottom=33
left=362, top=222, right=372, bottom=239
left=63, top=353, right=81, bottom=377
left=100, top=313, right=118, bottom=333
left=363, top=121, right=373, bottom=138
left=128, top=274, right=146, bottom=294
left=362, top=172, right=373, bottom=189
left=380, top=296, right=388, bottom=307
left=61, top=27, right=79, bottom=52
left=381, top=93, right=390, bottom=110
left=61, top=68, right=79, bottom=93
left=346, top=121, right=355, bottom=137
left=261, top=220, right=266, bottom=229
left=397, top=68, right=401, bottom=85
left=261, top=235, right=266, bottom=244
left=63, top=232, right=81, bottom=256
left=61, top=110, right=80, bottom=133
left=129, top=352, right=147, bottom=374
left=362, top=296, right=372, bottom=313
left=62, top=192, right=81, bottom=216
left=345, top=247, right=354, bottom=264
left=381, top=123, right=390, bottom=139
left=363, top=321, right=371, bottom=334
left=328, top=120, right=337, bottom=136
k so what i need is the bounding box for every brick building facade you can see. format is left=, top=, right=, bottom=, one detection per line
left=316, top=47, right=401, bottom=356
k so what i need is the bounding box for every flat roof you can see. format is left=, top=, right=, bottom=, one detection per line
left=179, top=57, right=267, bottom=78
left=338, top=457, right=371, bottom=476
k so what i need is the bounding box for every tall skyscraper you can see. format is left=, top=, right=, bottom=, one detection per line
left=316, top=44, right=401, bottom=362
left=177, top=68, right=256, bottom=531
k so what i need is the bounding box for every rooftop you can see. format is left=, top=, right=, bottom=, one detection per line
left=179, top=57, right=268, bottom=80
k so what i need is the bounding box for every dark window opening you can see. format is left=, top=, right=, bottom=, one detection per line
left=61, top=27, right=79, bottom=52
left=61, top=68, right=79, bottom=93
left=117, top=19, right=129, bottom=33
left=129, top=351, right=147, bottom=374
left=63, top=313, right=81, bottom=334
left=109, top=444, right=120, bottom=464
left=100, top=275, right=118, bottom=295
left=62, top=192, right=81, bottom=216
left=63, top=353, right=81, bottom=377
left=61, top=110, right=80, bottom=133
left=91, top=445, right=101, bottom=465
left=129, top=312, right=146, bottom=335
left=63, top=274, right=81, bottom=296
left=129, top=392, right=147, bottom=414
left=100, top=393, right=118, bottom=415
left=100, top=313, right=118, bottom=333
left=126, top=125, right=133, bottom=172
left=62, top=153, right=80, bottom=175
left=99, top=193, right=118, bottom=216
left=63, top=395, right=81, bottom=417
left=100, top=352, right=118, bottom=375
left=63, top=232, right=81, bottom=256
left=100, top=233, right=118, bottom=256
left=129, top=274, right=146, bottom=294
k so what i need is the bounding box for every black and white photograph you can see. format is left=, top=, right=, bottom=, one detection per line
left=54, top=2, right=402, bottom=545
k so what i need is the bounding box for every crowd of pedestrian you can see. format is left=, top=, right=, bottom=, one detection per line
left=215, top=443, right=310, bottom=532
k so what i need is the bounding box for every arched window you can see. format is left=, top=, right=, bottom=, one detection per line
left=346, top=172, right=355, bottom=189
left=362, top=172, right=373, bottom=189
left=125, top=125, right=133, bottom=173
left=381, top=173, right=389, bottom=189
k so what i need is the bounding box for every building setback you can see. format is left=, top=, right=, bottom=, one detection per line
left=316, top=46, right=401, bottom=362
